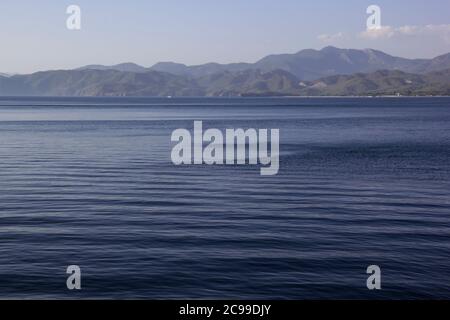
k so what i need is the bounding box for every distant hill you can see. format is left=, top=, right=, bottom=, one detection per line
left=294, top=69, right=450, bottom=96
left=150, top=62, right=190, bottom=76
left=2, top=47, right=449, bottom=97
left=76, top=47, right=450, bottom=81
left=1, top=67, right=448, bottom=97
left=409, top=53, right=450, bottom=74
left=0, top=70, right=203, bottom=96
left=253, top=47, right=424, bottom=80
left=147, top=47, right=450, bottom=80
left=77, top=63, right=148, bottom=73
left=198, top=69, right=301, bottom=96
left=150, top=62, right=253, bottom=78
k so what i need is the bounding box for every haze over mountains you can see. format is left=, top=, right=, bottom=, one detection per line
left=77, top=46, right=450, bottom=80
left=1, top=47, right=449, bottom=97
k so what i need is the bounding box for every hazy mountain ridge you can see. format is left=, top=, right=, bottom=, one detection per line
left=77, top=63, right=148, bottom=73
left=1, top=67, right=449, bottom=97
left=294, top=69, right=450, bottom=96
left=198, top=69, right=301, bottom=96
left=0, top=70, right=203, bottom=96
left=1, top=47, right=449, bottom=97
left=76, top=47, right=450, bottom=81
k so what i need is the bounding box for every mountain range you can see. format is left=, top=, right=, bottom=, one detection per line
left=1, top=47, right=449, bottom=97
left=77, top=46, right=450, bottom=80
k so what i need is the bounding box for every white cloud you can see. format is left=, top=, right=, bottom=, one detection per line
left=315, top=24, right=450, bottom=58
left=359, top=24, right=450, bottom=41
left=359, top=26, right=395, bottom=39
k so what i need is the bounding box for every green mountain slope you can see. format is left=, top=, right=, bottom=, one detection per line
left=0, top=67, right=449, bottom=97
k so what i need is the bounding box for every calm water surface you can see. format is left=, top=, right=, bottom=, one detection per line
left=0, top=97, right=449, bottom=299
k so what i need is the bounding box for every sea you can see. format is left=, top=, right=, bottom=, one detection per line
left=0, top=97, right=449, bottom=299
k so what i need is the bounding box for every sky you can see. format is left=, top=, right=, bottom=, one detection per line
left=0, top=0, right=449, bottom=74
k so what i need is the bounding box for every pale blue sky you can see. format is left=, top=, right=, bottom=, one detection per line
left=0, top=0, right=449, bottom=73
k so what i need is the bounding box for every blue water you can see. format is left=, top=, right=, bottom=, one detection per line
left=0, top=97, right=449, bottom=299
